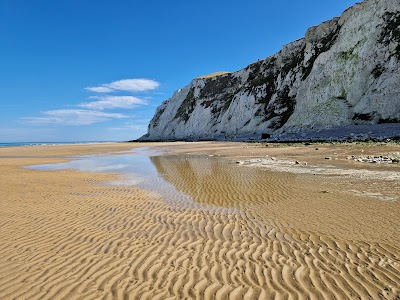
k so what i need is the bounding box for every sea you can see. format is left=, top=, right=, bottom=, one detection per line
left=0, top=141, right=109, bottom=147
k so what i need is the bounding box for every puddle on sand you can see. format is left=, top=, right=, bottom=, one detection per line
left=26, top=148, right=304, bottom=208
left=26, top=148, right=196, bottom=208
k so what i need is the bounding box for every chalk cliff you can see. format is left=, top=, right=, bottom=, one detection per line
left=141, top=0, right=400, bottom=141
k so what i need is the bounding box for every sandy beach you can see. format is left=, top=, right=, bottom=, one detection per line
left=0, top=141, right=399, bottom=299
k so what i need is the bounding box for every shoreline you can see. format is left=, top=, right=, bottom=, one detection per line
left=0, top=142, right=399, bottom=299
left=0, top=141, right=124, bottom=148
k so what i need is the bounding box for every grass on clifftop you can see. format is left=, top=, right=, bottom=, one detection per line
left=196, top=72, right=231, bottom=79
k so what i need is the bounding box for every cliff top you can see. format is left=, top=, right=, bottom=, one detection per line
left=196, top=72, right=231, bottom=79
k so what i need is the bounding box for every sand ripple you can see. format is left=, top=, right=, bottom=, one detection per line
left=0, top=145, right=399, bottom=299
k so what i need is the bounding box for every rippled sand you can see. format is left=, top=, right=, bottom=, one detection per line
left=0, top=142, right=399, bottom=299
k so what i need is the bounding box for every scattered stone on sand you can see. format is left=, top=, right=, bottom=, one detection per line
left=351, top=154, right=400, bottom=164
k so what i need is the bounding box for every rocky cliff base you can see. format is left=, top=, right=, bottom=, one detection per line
left=137, top=123, right=400, bottom=143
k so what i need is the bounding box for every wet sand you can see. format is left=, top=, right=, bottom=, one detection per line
left=0, top=142, right=399, bottom=299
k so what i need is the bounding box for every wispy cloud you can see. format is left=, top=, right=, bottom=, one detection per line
left=86, top=78, right=160, bottom=93
left=85, top=86, right=113, bottom=93
left=78, top=96, right=147, bottom=110
left=20, top=77, right=159, bottom=127
left=21, top=109, right=127, bottom=125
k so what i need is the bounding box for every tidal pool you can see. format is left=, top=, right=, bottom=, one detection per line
left=26, top=147, right=302, bottom=209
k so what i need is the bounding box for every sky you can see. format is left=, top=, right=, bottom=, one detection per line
left=0, top=0, right=360, bottom=142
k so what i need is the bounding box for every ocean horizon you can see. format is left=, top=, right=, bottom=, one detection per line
left=0, top=141, right=114, bottom=147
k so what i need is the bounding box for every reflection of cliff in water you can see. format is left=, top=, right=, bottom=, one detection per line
left=150, top=155, right=298, bottom=207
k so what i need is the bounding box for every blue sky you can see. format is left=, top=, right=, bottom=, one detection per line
left=0, top=0, right=359, bottom=142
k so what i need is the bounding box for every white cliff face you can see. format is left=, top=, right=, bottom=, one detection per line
left=142, top=0, right=400, bottom=140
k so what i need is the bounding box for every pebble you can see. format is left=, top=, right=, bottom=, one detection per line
left=352, top=154, right=400, bottom=164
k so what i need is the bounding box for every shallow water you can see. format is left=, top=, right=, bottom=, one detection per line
left=26, top=148, right=301, bottom=209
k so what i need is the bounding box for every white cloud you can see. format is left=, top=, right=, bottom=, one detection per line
left=21, top=109, right=127, bottom=125
left=85, top=86, right=113, bottom=93
left=19, top=77, right=159, bottom=130
left=107, top=79, right=159, bottom=92
left=78, top=96, right=147, bottom=110
left=85, top=78, right=159, bottom=93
